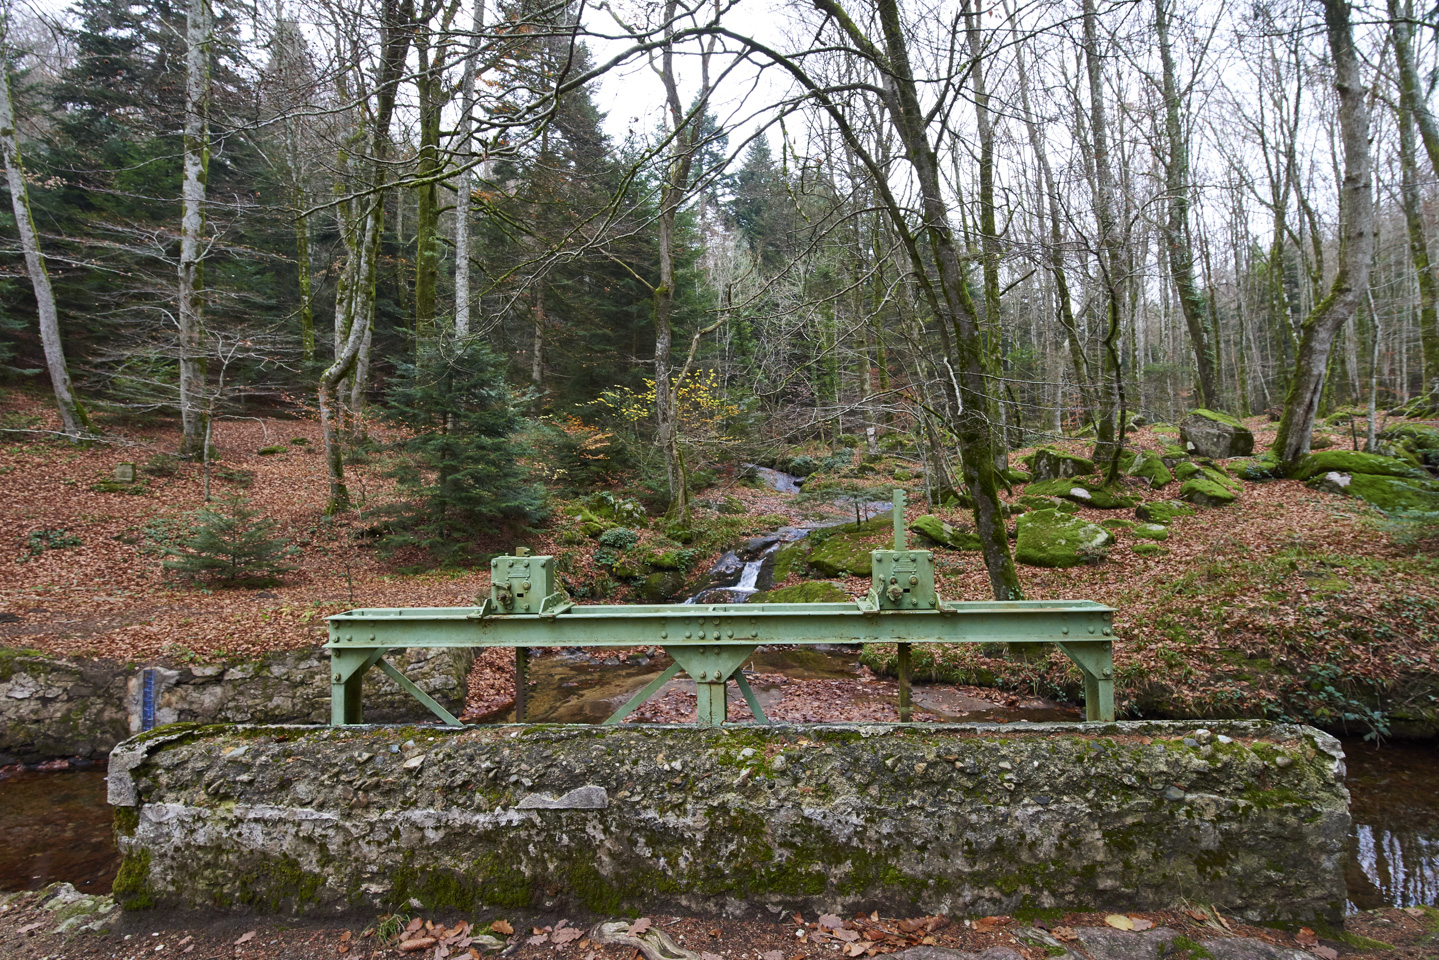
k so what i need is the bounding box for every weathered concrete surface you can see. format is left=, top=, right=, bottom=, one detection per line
left=108, top=721, right=1348, bottom=924
left=0, top=646, right=473, bottom=763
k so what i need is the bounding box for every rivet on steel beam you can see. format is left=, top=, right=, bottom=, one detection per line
left=1103, top=627, right=1112, bottom=636
left=660, top=630, right=668, bottom=639
left=1062, top=627, right=1069, bottom=635
left=1088, top=626, right=1096, bottom=634
left=685, top=631, right=692, bottom=638
left=333, top=673, right=341, bottom=682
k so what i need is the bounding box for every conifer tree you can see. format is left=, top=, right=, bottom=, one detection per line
left=163, top=495, right=297, bottom=586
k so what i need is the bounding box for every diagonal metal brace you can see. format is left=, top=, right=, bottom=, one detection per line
left=732, top=671, right=769, bottom=724
left=604, top=663, right=683, bottom=725
left=1058, top=641, right=1115, bottom=722
left=377, top=656, right=462, bottom=726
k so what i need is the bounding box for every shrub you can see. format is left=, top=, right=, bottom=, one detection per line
left=142, top=453, right=180, bottom=477
left=19, top=528, right=82, bottom=561
left=161, top=495, right=297, bottom=587
left=597, top=526, right=640, bottom=550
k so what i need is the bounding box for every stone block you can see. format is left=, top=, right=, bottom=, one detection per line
left=108, top=721, right=1348, bottom=924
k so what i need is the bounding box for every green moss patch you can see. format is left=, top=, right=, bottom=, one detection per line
left=1014, top=508, right=1113, bottom=568
left=1135, top=500, right=1193, bottom=524
left=1292, top=451, right=1429, bottom=482
left=1131, top=543, right=1170, bottom=557
left=1131, top=523, right=1170, bottom=541
left=1025, top=479, right=1136, bottom=510
left=1129, top=452, right=1173, bottom=487
left=910, top=515, right=981, bottom=551
left=1180, top=478, right=1236, bottom=507
left=751, top=581, right=850, bottom=603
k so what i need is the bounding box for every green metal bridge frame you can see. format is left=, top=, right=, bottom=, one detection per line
left=326, top=493, right=1116, bottom=727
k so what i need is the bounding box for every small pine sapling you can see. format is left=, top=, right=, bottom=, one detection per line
left=163, top=495, right=298, bottom=587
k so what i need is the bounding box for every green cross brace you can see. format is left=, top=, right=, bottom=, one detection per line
left=326, top=491, right=1117, bottom=727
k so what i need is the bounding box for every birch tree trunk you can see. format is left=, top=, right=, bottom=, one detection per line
left=0, top=15, right=89, bottom=437
left=1272, top=0, right=1374, bottom=464
left=453, top=0, right=485, bottom=338
left=177, top=0, right=212, bottom=458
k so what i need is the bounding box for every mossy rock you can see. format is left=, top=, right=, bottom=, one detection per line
left=644, top=549, right=691, bottom=572
left=750, top=581, right=850, bottom=603
left=1013, top=508, right=1113, bottom=568
left=1131, top=522, right=1170, bottom=541
left=1162, top=443, right=1189, bottom=460
left=1199, top=464, right=1243, bottom=494
left=1025, top=478, right=1136, bottom=510
left=1180, top=477, right=1236, bottom=507
left=1021, top=447, right=1096, bottom=481
left=1173, top=461, right=1202, bottom=482
left=891, top=468, right=912, bottom=481
left=1291, top=451, right=1429, bottom=482
left=1129, top=451, right=1172, bottom=487
left=566, top=504, right=618, bottom=539
left=1002, top=467, right=1032, bottom=484
left=1179, top=409, right=1254, bottom=458
left=639, top=571, right=688, bottom=603
left=1101, top=518, right=1134, bottom=532
left=1131, top=543, right=1170, bottom=557
left=1135, top=500, right=1193, bottom=524
left=1379, top=423, right=1439, bottom=451
left=1017, top=494, right=1080, bottom=514
left=910, top=515, right=982, bottom=551
left=806, top=524, right=882, bottom=577
left=940, top=491, right=975, bottom=509
left=1310, top=433, right=1336, bottom=450
left=771, top=541, right=809, bottom=583
left=1307, top=471, right=1439, bottom=513
left=1232, top=453, right=1282, bottom=482
left=257, top=445, right=287, bottom=456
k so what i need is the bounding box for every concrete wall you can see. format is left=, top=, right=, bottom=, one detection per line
left=0, top=647, right=474, bottom=764
left=107, top=720, right=1349, bottom=924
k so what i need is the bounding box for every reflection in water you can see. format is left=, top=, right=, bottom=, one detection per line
left=1344, top=738, right=1439, bottom=909
left=0, top=768, right=116, bottom=893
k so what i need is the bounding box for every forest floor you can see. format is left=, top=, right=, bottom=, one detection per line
left=1, top=887, right=1436, bottom=960
left=0, top=391, right=1437, bottom=737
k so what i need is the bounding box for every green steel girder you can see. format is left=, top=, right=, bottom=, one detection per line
left=326, top=490, right=1118, bottom=727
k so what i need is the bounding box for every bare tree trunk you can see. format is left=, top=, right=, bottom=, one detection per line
left=1396, top=89, right=1439, bottom=393
left=1156, top=0, right=1221, bottom=410
left=0, top=19, right=89, bottom=437
left=1389, top=0, right=1439, bottom=181
left=319, top=0, right=414, bottom=513
left=1082, top=0, right=1127, bottom=471
left=453, top=0, right=485, bottom=338
left=177, top=0, right=212, bottom=458
left=1272, top=0, right=1374, bottom=464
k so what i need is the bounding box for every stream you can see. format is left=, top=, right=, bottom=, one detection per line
left=2, top=467, right=1434, bottom=909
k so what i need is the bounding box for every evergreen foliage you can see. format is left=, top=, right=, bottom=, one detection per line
left=162, top=495, right=297, bottom=586
left=380, top=339, right=547, bottom=563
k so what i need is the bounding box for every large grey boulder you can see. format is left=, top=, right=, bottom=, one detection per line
left=1180, top=409, right=1254, bottom=458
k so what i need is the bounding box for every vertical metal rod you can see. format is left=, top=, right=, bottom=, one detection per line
left=897, top=642, right=912, bottom=722
left=514, top=646, right=529, bottom=722
left=893, top=489, right=906, bottom=550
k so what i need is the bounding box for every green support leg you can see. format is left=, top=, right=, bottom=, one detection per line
left=515, top=647, right=529, bottom=722
left=897, top=642, right=913, bottom=722
left=330, top=647, right=385, bottom=726
left=695, top=681, right=727, bottom=727
left=1058, top=641, right=1116, bottom=722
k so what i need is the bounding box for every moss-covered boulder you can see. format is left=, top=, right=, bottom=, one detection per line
left=1380, top=423, right=1439, bottom=457
left=910, top=515, right=981, bottom=551
left=1131, top=543, right=1170, bottom=557
left=1014, top=508, right=1113, bottom=568
left=1025, top=478, right=1137, bottom=510
left=1180, top=409, right=1254, bottom=458
left=771, top=541, right=809, bottom=583
left=1101, top=518, right=1134, bottom=532
left=1305, top=471, right=1439, bottom=513
left=1232, top=453, right=1282, bottom=482
left=1180, top=477, right=1237, bottom=507
left=1002, top=467, right=1032, bottom=484
left=805, top=517, right=893, bottom=577
left=1132, top=522, right=1170, bottom=541
left=565, top=505, right=618, bottom=538
left=1021, top=447, right=1096, bottom=481
left=750, top=581, right=850, bottom=603
left=1135, top=500, right=1194, bottom=524
left=1291, top=451, right=1429, bottom=482
left=1310, top=433, right=1335, bottom=450
left=639, top=571, right=688, bottom=603
left=1016, top=494, right=1078, bottom=514
left=1128, top=451, right=1173, bottom=487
